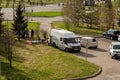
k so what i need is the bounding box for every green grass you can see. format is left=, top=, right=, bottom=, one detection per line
left=26, top=11, right=62, bottom=17
left=0, top=41, right=99, bottom=80
left=53, top=21, right=106, bottom=36
left=4, top=21, right=40, bottom=31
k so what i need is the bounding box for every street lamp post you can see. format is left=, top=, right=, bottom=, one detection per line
left=85, top=39, right=88, bottom=63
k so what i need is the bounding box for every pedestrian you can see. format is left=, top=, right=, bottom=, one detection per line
left=31, top=29, right=34, bottom=38
left=25, top=28, right=29, bottom=38
left=58, top=3, right=60, bottom=6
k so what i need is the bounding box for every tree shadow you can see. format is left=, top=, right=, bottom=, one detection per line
left=12, top=55, right=26, bottom=63
left=0, top=51, right=7, bottom=59
left=1, top=62, right=31, bottom=80
left=0, top=51, right=26, bottom=63
left=70, top=51, right=96, bottom=58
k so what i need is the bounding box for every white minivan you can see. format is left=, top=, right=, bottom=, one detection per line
left=49, top=29, right=81, bottom=52
left=80, top=37, right=98, bottom=48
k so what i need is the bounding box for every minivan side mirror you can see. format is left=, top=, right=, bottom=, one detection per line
left=60, top=38, right=62, bottom=41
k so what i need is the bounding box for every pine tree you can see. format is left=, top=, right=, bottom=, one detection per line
left=13, top=3, right=28, bottom=40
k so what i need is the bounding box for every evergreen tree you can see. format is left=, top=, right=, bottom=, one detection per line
left=13, top=3, right=28, bottom=40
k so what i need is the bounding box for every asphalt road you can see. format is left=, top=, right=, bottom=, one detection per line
left=73, top=38, right=120, bottom=80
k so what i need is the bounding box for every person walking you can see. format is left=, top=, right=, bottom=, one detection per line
left=31, top=29, right=34, bottom=38
left=25, top=28, right=29, bottom=38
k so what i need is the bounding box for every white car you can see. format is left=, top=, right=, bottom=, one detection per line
left=80, top=37, right=98, bottom=48
left=109, top=42, right=120, bottom=59
left=118, top=35, right=120, bottom=41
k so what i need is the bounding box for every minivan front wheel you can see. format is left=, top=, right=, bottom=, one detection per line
left=112, top=56, right=115, bottom=59
left=65, top=48, right=69, bottom=52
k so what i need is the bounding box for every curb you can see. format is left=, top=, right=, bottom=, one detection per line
left=63, top=66, right=102, bottom=80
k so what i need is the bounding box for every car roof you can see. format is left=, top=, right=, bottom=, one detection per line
left=112, top=42, right=120, bottom=45
left=82, top=37, right=95, bottom=39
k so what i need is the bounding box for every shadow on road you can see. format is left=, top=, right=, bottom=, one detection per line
left=90, top=48, right=107, bottom=52
left=114, top=57, right=120, bottom=61
left=70, top=51, right=96, bottom=58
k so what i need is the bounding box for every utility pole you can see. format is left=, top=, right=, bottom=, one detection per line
left=85, top=39, right=88, bottom=69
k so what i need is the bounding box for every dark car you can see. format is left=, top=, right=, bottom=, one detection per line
left=103, top=30, right=120, bottom=40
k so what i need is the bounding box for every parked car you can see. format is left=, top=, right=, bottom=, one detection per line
left=109, top=42, right=120, bottom=59
left=80, top=37, right=98, bottom=48
left=49, top=29, right=81, bottom=52
left=103, top=30, right=120, bottom=40
left=117, top=35, right=120, bottom=41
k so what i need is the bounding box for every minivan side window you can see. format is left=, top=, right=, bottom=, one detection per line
left=60, top=38, right=62, bottom=41
left=114, top=31, right=120, bottom=34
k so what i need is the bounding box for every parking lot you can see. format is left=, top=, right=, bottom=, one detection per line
left=73, top=38, right=120, bottom=80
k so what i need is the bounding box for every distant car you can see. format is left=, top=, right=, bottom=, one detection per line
left=109, top=42, right=120, bottom=59
left=103, top=30, right=120, bottom=40
left=80, top=37, right=98, bottom=48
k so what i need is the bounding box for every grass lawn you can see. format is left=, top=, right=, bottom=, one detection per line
left=4, top=21, right=40, bottom=31
left=52, top=21, right=106, bottom=36
left=26, top=11, right=62, bottom=17
left=0, top=41, right=99, bottom=80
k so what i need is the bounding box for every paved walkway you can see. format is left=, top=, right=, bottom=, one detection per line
left=30, top=16, right=63, bottom=33
left=1, top=4, right=63, bottom=34
left=1, top=4, right=62, bottom=20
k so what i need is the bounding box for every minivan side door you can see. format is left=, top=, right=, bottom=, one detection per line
left=57, top=38, right=65, bottom=50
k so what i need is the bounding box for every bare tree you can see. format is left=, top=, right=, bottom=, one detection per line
left=3, top=28, right=15, bottom=68
left=62, top=0, right=84, bottom=32
left=104, top=5, right=116, bottom=29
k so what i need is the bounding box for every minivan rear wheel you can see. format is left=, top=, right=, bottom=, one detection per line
left=94, top=46, right=97, bottom=49
left=53, top=43, right=57, bottom=48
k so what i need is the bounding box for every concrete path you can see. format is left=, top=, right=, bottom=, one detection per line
left=30, top=16, right=63, bottom=33
left=1, top=4, right=63, bottom=34
left=1, top=4, right=62, bottom=20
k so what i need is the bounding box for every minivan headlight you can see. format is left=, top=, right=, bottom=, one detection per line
left=113, top=51, right=116, bottom=53
left=69, top=45, right=72, bottom=48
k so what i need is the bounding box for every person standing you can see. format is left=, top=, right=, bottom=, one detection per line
left=31, top=29, right=34, bottom=38
left=25, top=28, right=29, bottom=38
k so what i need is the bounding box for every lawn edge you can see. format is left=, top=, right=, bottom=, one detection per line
left=63, top=66, right=102, bottom=80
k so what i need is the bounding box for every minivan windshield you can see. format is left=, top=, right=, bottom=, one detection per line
left=113, top=45, right=120, bottom=49
left=64, top=38, right=79, bottom=44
